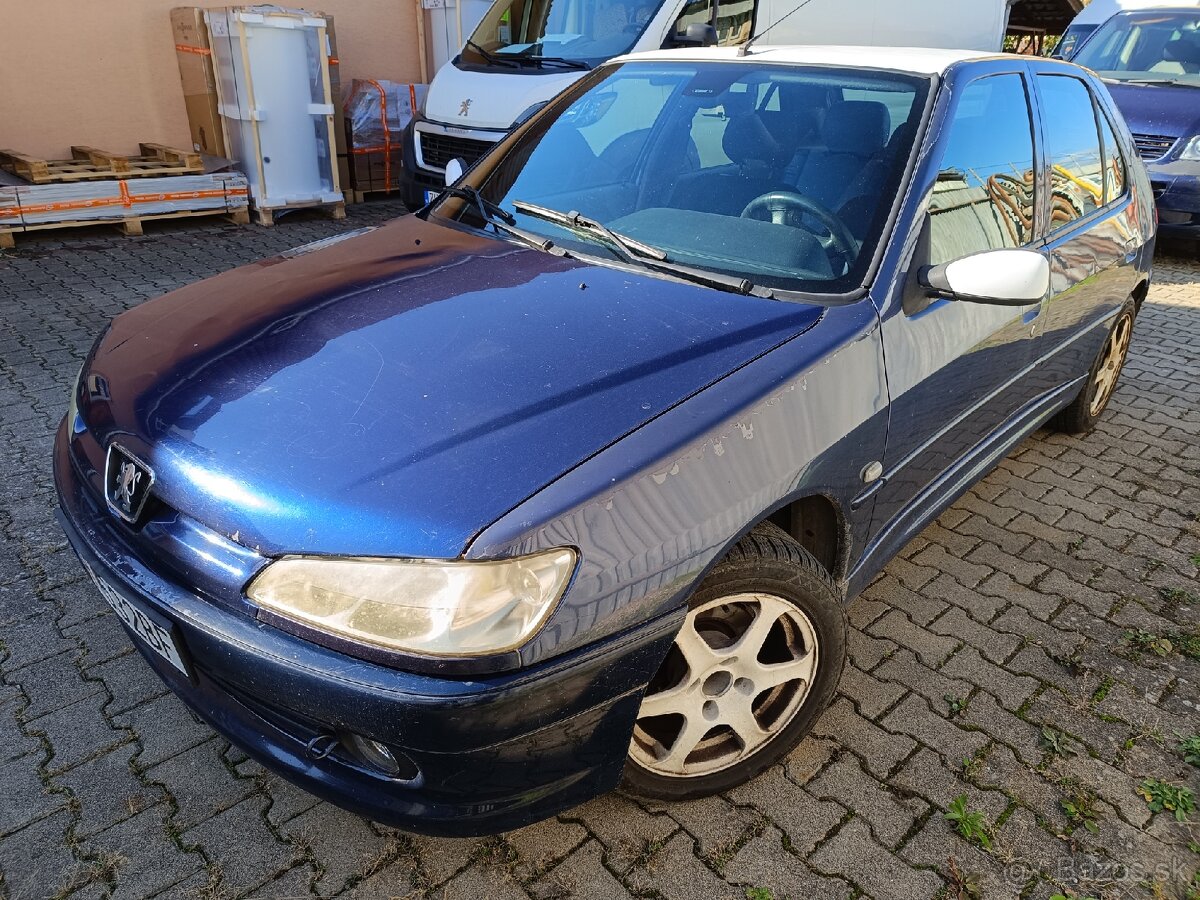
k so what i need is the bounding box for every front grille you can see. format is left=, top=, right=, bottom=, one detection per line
left=1131, top=133, right=1176, bottom=161
left=418, top=131, right=495, bottom=170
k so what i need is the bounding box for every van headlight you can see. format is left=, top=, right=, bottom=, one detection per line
left=1180, top=135, right=1200, bottom=161
left=247, top=548, right=576, bottom=656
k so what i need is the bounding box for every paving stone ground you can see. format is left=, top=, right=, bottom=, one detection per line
left=1, top=205, right=1198, bottom=900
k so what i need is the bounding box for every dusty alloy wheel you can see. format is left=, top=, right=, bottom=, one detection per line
left=1051, top=299, right=1136, bottom=434
left=622, top=522, right=846, bottom=801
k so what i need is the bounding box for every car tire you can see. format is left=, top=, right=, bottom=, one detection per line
left=621, top=521, right=846, bottom=802
left=1049, top=298, right=1136, bottom=435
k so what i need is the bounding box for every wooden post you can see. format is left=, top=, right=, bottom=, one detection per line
left=416, top=0, right=430, bottom=84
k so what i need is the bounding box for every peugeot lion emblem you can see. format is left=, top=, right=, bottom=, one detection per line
left=458, top=98, right=472, bottom=116
left=104, top=444, right=155, bottom=523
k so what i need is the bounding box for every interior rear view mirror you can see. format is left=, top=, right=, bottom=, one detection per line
left=920, top=248, right=1049, bottom=306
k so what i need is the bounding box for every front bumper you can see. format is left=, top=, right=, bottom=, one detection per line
left=53, top=420, right=677, bottom=835
left=1148, top=160, right=1200, bottom=240
left=399, top=117, right=506, bottom=211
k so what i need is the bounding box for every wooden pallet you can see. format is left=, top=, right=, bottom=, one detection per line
left=0, top=206, right=249, bottom=249
left=253, top=199, right=346, bottom=227
left=0, top=143, right=204, bottom=184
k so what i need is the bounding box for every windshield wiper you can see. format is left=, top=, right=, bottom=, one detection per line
left=528, top=55, right=591, bottom=70
left=1105, top=74, right=1181, bottom=85
left=435, top=186, right=560, bottom=253
left=512, top=200, right=768, bottom=296
left=464, top=39, right=520, bottom=68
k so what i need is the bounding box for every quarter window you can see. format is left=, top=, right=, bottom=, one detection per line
left=1037, top=75, right=1104, bottom=232
left=927, top=74, right=1037, bottom=267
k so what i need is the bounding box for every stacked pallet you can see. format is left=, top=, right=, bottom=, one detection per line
left=0, top=144, right=249, bottom=248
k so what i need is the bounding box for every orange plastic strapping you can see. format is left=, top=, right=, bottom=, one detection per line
left=364, top=79, right=392, bottom=193
left=175, top=43, right=212, bottom=56
left=12, top=186, right=248, bottom=217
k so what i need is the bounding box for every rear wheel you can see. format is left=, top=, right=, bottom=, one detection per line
left=1050, top=299, right=1136, bottom=435
left=622, top=522, right=846, bottom=801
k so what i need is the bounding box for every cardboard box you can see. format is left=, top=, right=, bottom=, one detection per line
left=170, top=8, right=228, bottom=157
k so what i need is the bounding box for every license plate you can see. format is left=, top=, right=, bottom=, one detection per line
left=82, top=560, right=191, bottom=677
left=424, top=190, right=439, bottom=205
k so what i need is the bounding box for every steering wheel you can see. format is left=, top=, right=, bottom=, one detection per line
left=740, top=191, right=859, bottom=271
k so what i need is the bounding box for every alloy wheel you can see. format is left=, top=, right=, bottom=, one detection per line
left=629, top=593, right=819, bottom=778
left=1090, top=314, right=1132, bottom=416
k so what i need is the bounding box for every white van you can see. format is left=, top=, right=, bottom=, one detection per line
left=1054, top=0, right=1200, bottom=58
left=397, top=0, right=1018, bottom=206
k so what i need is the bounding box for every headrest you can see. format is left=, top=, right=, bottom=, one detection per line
left=722, top=113, right=783, bottom=169
left=821, top=100, right=891, bottom=156
left=1164, top=36, right=1200, bottom=67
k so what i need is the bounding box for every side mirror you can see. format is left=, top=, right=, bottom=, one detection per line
left=444, top=157, right=465, bottom=186
left=920, top=248, right=1049, bottom=306
left=676, top=23, right=717, bottom=46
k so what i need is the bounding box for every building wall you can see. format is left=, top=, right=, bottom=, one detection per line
left=1, top=1, right=425, bottom=159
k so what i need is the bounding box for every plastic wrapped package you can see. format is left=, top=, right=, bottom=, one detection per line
left=344, top=80, right=428, bottom=194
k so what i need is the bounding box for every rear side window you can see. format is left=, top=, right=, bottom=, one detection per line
left=927, top=73, right=1037, bottom=267
left=1037, top=75, right=1104, bottom=231
left=1097, top=109, right=1127, bottom=204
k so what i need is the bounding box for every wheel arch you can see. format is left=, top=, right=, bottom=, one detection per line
left=1131, top=278, right=1149, bottom=313
left=762, top=492, right=851, bottom=589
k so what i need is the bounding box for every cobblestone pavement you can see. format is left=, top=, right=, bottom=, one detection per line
left=1, top=205, right=1198, bottom=900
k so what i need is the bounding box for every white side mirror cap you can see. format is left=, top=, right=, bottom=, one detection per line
left=444, top=158, right=465, bottom=186
left=922, top=248, right=1049, bottom=306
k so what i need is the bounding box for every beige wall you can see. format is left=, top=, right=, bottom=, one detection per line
left=1, top=1, right=424, bottom=159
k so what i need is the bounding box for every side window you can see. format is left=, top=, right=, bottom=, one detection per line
left=671, top=0, right=713, bottom=40
left=1036, top=75, right=1103, bottom=232
left=670, top=0, right=757, bottom=46
left=716, top=0, right=756, bottom=45
left=927, top=74, right=1037, bottom=267
left=1097, top=108, right=1127, bottom=205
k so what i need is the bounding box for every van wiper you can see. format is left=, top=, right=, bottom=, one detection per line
left=512, top=200, right=768, bottom=296
left=438, top=186, right=560, bottom=253
left=530, top=56, right=591, bottom=70
left=465, top=39, right=520, bottom=69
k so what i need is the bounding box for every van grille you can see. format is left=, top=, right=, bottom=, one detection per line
left=1131, top=133, right=1176, bottom=161
left=418, top=132, right=495, bottom=170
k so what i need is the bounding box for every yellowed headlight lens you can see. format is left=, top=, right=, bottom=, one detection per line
left=247, top=548, right=576, bottom=656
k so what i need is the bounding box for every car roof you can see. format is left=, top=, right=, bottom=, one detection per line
left=612, top=45, right=1010, bottom=76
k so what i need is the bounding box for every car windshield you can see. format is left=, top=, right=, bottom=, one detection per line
left=436, top=61, right=929, bottom=295
left=1073, top=9, right=1200, bottom=85
left=461, top=0, right=668, bottom=69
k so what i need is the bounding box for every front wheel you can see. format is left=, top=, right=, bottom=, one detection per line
left=1050, top=298, right=1136, bottom=434
left=622, top=522, right=846, bottom=801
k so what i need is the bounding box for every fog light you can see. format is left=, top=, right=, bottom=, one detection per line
left=343, top=732, right=419, bottom=781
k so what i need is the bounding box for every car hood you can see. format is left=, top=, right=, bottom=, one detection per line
left=85, top=215, right=822, bottom=559
left=1105, top=80, right=1200, bottom=140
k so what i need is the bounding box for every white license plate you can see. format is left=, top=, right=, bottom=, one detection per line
left=82, top=560, right=190, bottom=677
left=424, top=189, right=439, bottom=205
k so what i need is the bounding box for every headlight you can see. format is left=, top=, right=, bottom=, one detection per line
left=247, top=548, right=576, bottom=656
left=1179, top=135, right=1200, bottom=161
left=66, top=364, right=83, bottom=430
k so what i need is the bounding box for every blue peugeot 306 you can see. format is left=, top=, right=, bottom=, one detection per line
left=55, top=45, right=1155, bottom=835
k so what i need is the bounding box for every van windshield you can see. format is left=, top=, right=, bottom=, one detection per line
left=460, top=0, right=667, bottom=69
left=1073, top=9, right=1200, bottom=85
left=439, top=61, right=930, bottom=295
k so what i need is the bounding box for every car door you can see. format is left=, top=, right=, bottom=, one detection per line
left=867, top=66, right=1046, bottom=552
left=1025, top=67, right=1144, bottom=392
